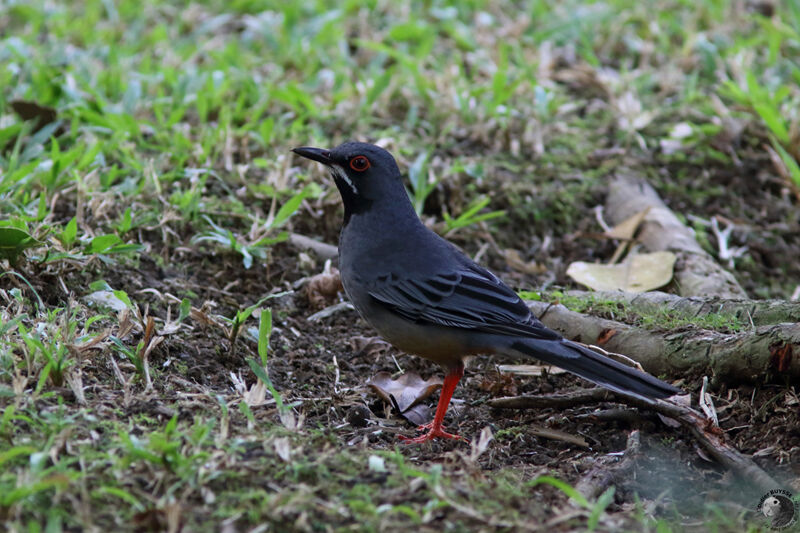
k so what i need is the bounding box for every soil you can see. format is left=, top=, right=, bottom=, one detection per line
left=16, top=152, right=799, bottom=528
left=69, top=172, right=800, bottom=523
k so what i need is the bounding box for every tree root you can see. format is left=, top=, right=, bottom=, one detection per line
left=526, top=300, right=800, bottom=384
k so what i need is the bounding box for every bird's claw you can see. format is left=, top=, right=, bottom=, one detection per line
left=398, top=423, right=466, bottom=444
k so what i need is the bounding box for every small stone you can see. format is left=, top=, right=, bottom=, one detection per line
left=347, top=405, right=372, bottom=428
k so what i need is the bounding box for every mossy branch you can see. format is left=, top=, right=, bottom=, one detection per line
left=559, top=289, right=800, bottom=328
left=525, top=299, right=800, bottom=384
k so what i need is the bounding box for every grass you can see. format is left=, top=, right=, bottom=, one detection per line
left=2, top=0, right=798, bottom=531
left=526, top=290, right=748, bottom=333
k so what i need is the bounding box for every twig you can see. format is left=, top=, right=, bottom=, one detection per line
left=575, top=407, right=648, bottom=425
left=709, top=216, right=748, bottom=268
left=491, top=389, right=780, bottom=493
left=289, top=233, right=338, bottom=260
left=699, top=376, right=718, bottom=427
left=306, top=301, right=354, bottom=322
left=332, top=354, right=341, bottom=395
left=528, top=425, right=588, bottom=448
left=488, top=388, right=612, bottom=409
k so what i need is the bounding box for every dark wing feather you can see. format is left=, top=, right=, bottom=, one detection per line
left=367, top=264, right=561, bottom=340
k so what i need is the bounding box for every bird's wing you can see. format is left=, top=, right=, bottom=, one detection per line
left=367, top=264, right=561, bottom=340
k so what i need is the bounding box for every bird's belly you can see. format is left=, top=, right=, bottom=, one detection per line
left=356, top=297, right=489, bottom=367
left=376, top=320, right=465, bottom=359
left=339, top=264, right=490, bottom=366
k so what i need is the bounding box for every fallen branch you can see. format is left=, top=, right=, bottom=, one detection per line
left=289, top=233, right=338, bottom=260
left=525, top=300, right=800, bottom=383
left=562, top=290, right=800, bottom=327
left=489, top=390, right=780, bottom=493
left=606, top=174, right=747, bottom=299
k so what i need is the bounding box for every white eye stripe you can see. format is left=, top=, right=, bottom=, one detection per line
left=331, top=165, right=358, bottom=194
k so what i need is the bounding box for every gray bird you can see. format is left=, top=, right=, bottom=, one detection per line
left=293, top=142, right=680, bottom=443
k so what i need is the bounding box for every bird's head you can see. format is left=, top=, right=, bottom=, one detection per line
left=292, top=142, right=405, bottom=217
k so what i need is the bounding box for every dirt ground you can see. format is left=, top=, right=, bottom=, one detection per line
left=43, top=150, right=798, bottom=528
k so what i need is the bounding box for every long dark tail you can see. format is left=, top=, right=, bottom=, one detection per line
left=511, top=338, right=680, bottom=399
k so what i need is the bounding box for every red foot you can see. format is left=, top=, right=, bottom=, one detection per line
left=398, top=422, right=467, bottom=444
left=398, top=363, right=467, bottom=444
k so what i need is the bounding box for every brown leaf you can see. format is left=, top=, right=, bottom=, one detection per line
left=305, top=265, right=343, bottom=310
left=604, top=207, right=651, bottom=241
left=657, top=413, right=681, bottom=428
left=401, top=404, right=433, bottom=426
left=695, top=444, right=714, bottom=463
left=503, top=249, right=546, bottom=275
left=604, top=207, right=651, bottom=264
left=478, top=372, right=518, bottom=397
left=366, top=371, right=443, bottom=413
left=350, top=336, right=392, bottom=358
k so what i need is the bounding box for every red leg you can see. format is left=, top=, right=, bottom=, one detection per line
left=399, top=362, right=466, bottom=444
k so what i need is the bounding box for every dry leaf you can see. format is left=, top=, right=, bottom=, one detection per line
left=305, top=261, right=343, bottom=310
left=366, top=371, right=443, bottom=413
left=566, top=251, right=676, bottom=292
left=401, top=404, right=433, bottom=426
left=503, top=249, right=546, bottom=275
left=350, top=336, right=392, bottom=358
left=273, top=437, right=291, bottom=462
left=695, top=445, right=714, bottom=463
left=478, top=372, right=518, bottom=397
left=604, top=207, right=651, bottom=264
left=469, top=427, right=494, bottom=462
left=604, top=208, right=651, bottom=240
left=552, top=64, right=609, bottom=97
left=657, top=393, right=691, bottom=428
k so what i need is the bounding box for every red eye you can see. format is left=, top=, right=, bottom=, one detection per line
left=350, top=156, right=370, bottom=171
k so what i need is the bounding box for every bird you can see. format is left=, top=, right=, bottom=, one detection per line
left=293, top=141, right=680, bottom=444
